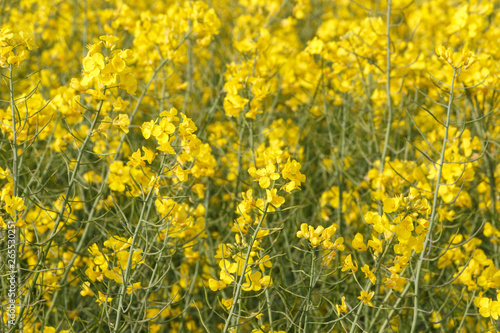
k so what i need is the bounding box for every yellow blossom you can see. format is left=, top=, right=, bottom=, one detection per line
left=352, top=233, right=368, bottom=251
left=358, top=290, right=374, bottom=307
left=341, top=254, right=358, bottom=273
left=336, top=296, right=347, bottom=315
left=361, top=265, right=376, bottom=284
left=113, top=114, right=130, bottom=133
left=3, top=196, right=26, bottom=216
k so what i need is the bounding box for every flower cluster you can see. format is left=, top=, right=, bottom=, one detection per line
left=2, top=0, right=500, bottom=332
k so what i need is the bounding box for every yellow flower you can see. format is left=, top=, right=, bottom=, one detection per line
left=358, top=290, right=374, bottom=307
left=126, top=282, right=142, bottom=294
left=41, top=327, right=56, bottom=333
left=80, top=282, right=94, bottom=297
left=266, top=188, right=285, bottom=208
left=97, top=116, right=112, bottom=135
left=119, top=71, right=137, bottom=94
left=281, top=159, right=306, bottom=192
left=127, top=149, right=145, bottom=167
left=95, top=291, right=113, bottom=306
left=222, top=298, right=233, bottom=310
left=336, top=296, right=347, bottom=315
left=361, top=265, right=376, bottom=284
left=85, top=266, right=103, bottom=282
left=103, top=236, right=131, bottom=252
left=242, top=271, right=263, bottom=291
left=152, top=118, right=176, bottom=144
left=258, top=255, right=273, bottom=271
left=249, top=163, right=280, bottom=189
left=99, top=35, right=119, bottom=49
left=305, top=37, right=324, bottom=55
left=159, top=108, right=180, bottom=122
left=430, top=311, right=442, bottom=329
left=260, top=275, right=272, bottom=288
left=384, top=273, right=406, bottom=292
left=0, top=166, right=8, bottom=179
left=367, top=236, right=383, bottom=253
left=224, top=92, right=249, bottom=117
left=352, top=233, right=368, bottom=251
left=192, top=183, right=206, bottom=199
left=103, top=267, right=124, bottom=284
left=436, top=45, right=452, bottom=63
left=296, top=223, right=323, bottom=247
left=113, top=114, right=130, bottom=133
left=82, top=52, right=105, bottom=77
left=141, top=146, right=157, bottom=164
left=4, top=195, right=26, bottom=216
left=141, top=120, right=156, bottom=139
left=208, top=278, right=226, bottom=291
left=341, top=254, right=358, bottom=273
left=334, top=237, right=345, bottom=251
left=178, top=114, right=198, bottom=140
left=394, top=216, right=414, bottom=240
left=476, top=295, right=500, bottom=320
left=436, top=45, right=476, bottom=69
left=112, top=97, right=129, bottom=111
left=174, top=165, right=190, bottom=182
left=88, top=244, right=108, bottom=270
left=116, top=248, right=144, bottom=270
left=383, top=197, right=400, bottom=213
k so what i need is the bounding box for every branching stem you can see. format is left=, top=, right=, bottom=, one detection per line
left=410, top=68, right=457, bottom=333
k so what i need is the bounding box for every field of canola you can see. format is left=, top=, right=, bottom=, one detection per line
left=1, top=0, right=500, bottom=332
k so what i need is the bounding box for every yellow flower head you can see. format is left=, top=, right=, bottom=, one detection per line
left=358, top=290, right=374, bottom=307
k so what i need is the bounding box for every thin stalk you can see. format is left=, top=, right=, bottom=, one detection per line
left=12, top=96, right=106, bottom=331
left=349, top=4, right=392, bottom=331
left=410, top=68, right=457, bottom=333
left=8, top=65, right=18, bottom=213
left=8, top=65, right=20, bottom=333
left=113, top=176, right=159, bottom=331
left=43, top=52, right=175, bottom=321
left=264, top=281, right=274, bottom=333
left=260, top=247, right=274, bottom=333
left=379, top=0, right=392, bottom=175
left=456, top=290, right=475, bottom=333
left=222, top=204, right=269, bottom=333
left=376, top=276, right=412, bottom=332
left=349, top=233, right=396, bottom=333
left=338, top=103, right=346, bottom=230
left=303, top=250, right=315, bottom=332
left=132, top=221, right=172, bottom=333
left=232, top=118, right=245, bottom=224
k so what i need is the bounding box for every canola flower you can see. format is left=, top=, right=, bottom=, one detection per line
left=0, top=0, right=499, bottom=332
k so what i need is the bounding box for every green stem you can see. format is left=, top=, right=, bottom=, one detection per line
left=303, top=250, right=315, bottom=332
left=376, top=275, right=412, bottom=332
left=350, top=4, right=392, bottom=331
left=8, top=65, right=17, bottom=207
left=12, top=95, right=106, bottom=331
left=43, top=51, right=175, bottom=322
left=410, top=68, right=457, bottom=333
left=8, top=65, right=20, bottom=333
left=456, top=290, right=475, bottom=333
left=113, top=170, right=162, bottom=331
left=222, top=204, right=269, bottom=333
left=379, top=0, right=392, bottom=175
left=349, top=233, right=395, bottom=333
